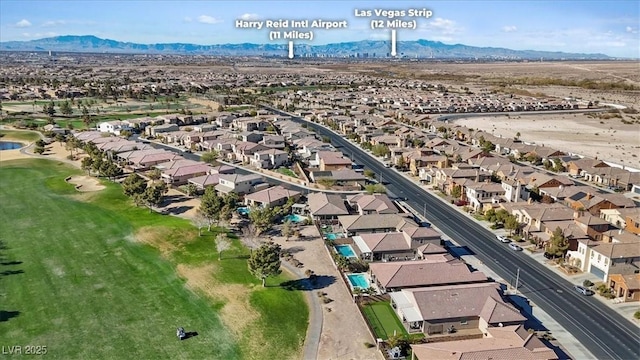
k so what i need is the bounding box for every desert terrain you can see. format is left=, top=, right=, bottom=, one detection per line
left=452, top=112, right=640, bottom=169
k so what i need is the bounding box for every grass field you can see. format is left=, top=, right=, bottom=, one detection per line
left=276, top=168, right=298, bottom=178
left=0, top=159, right=307, bottom=359
left=361, top=301, right=407, bottom=340
left=0, top=129, right=41, bottom=142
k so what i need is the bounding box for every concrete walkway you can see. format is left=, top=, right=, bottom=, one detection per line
left=279, top=261, right=323, bottom=360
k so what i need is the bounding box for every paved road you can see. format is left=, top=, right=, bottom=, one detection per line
left=265, top=106, right=640, bottom=360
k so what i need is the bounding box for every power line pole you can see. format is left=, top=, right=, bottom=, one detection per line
left=514, top=268, right=520, bottom=295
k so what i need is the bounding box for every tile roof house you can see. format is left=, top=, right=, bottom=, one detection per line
left=369, top=257, right=488, bottom=293
left=215, top=173, right=264, bottom=195
left=160, top=162, right=213, bottom=186
left=410, top=324, right=558, bottom=360
left=316, top=151, right=352, bottom=171
left=243, top=185, right=301, bottom=208
left=249, top=148, right=289, bottom=169
left=346, top=193, right=399, bottom=215
left=306, top=193, right=350, bottom=221
left=187, top=174, right=221, bottom=192
left=570, top=230, right=640, bottom=282
left=338, top=213, right=420, bottom=236
left=389, top=282, right=526, bottom=336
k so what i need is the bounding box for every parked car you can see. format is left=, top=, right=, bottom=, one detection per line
left=509, top=243, right=523, bottom=251
left=574, top=285, right=595, bottom=296
left=496, top=235, right=510, bottom=243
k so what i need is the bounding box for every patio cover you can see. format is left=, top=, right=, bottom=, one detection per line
left=389, top=292, right=422, bottom=322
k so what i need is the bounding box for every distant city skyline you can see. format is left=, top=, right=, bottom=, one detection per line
left=1, top=0, right=638, bottom=58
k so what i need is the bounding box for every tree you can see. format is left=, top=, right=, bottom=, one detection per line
left=59, top=100, right=73, bottom=116
left=371, top=144, right=390, bottom=157
left=34, top=146, right=45, bottom=154
left=249, top=205, right=279, bottom=236
left=81, top=157, right=94, bottom=174
left=184, top=183, right=198, bottom=197
left=65, top=137, right=80, bottom=159
left=122, top=173, right=147, bottom=198
left=547, top=227, right=569, bottom=257
left=247, top=241, right=282, bottom=287
left=147, top=168, right=162, bottom=181
left=504, top=215, right=520, bottom=236
left=364, top=183, right=386, bottom=194
left=450, top=185, right=462, bottom=199
left=201, top=151, right=219, bottom=164
left=396, top=155, right=406, bottom=170
left=281, top=219, right=293, bottom=241
left=215, top=233, right=232, bottom=260
left=44, top=101, right=56, bottom=117
left=364, top=169, right=375, bottom=179
left=199, top=186, right=223, bottom=230
left=142, top=182, right=166, bottom=212
left=191, top=213, right=209, bottom=236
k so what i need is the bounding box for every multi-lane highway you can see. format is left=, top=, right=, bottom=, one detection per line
left=265, top=106, right=640, bottom=360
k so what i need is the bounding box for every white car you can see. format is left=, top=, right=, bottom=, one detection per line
left=496, top=235, right=510, bottom=243
left=509, top=243, right=523, bottom=251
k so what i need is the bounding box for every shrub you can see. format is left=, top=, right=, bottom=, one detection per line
left=322, top=296, right=333, bottom=304
left=583, top=280, right=594, bottom=287
left=364, top=342, right=375, bottom=348
left=634, top=311, right=640, bottom=320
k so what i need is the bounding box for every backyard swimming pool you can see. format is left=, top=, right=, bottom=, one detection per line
left=283, top=214, right=308, bottom=223
left=334, top=244, right=357, bottom=258
left=237, top=207, right=250, bottom=216
left=325, top=232, right=345, bottom=240
left=347, top=273, right=370, bottom=289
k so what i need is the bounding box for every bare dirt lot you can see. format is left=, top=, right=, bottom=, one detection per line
left=453, top=112, right=640, bottom=169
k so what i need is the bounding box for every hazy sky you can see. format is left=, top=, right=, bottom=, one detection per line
left=1, top=0, right=638, bottom=58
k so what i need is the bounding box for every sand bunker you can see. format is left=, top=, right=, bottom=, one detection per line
left=66, top=175, right=105, bottom=192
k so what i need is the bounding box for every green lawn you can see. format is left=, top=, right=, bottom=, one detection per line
left=277, top=168, right=298, bottom=178
left=361, top=301, right=407, bottom=340
left=0, top=129, right=41, bottom=142
left=0, top=159, right=307, bottom=359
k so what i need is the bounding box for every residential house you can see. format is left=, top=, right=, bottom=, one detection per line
left=239, top=131, right=264, bottom=143
left=567, top=158, right=609, bottom=176
left=352, top=226, right=443, bottom=262
left=97, top=120, right=132, bottom=135
left=607, top=274, right=640, bottom=302
left=369, top=256, right=488, bottom=293
left=570, top=230, right=640, bottom=282
left=389, top=282, right=525, bottom=336
left=215, top=173, right=264, bottom=195
left=260, top=135, right=286, bottom=149
left=410, top=325, right=558, bottom=360
left=160, top=162, right=213, bottom=186
left=346, top=193, right=399, bottom=215
left=146, top=123, right=179, bottom=137
left=307, top=193, right=350, bottom=222
left=465, top=182, right=507, bottom=212
left=338, top=214, right=417, bottom=235
left=244, top=185, right=302, bottom=208
left=317, top=151, right=352, bottom=171
left=564, top=190, right=636, bottom=216
left=187, top=174, right=221, bottom=192
left=250, top=148, right=289, bottom=169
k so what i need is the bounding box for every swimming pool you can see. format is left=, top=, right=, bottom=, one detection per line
left=237, top=207, right=250, bottom=215
left=325, top=232, right=345, bottom=241
left=347, top=273, right=370, bottom=289
left=335, top=244, right=357, bottom=258
left=283, top=214, right=307, bottom=223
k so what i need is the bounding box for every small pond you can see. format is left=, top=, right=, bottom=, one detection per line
left=0, top=141, right=24, bottom=150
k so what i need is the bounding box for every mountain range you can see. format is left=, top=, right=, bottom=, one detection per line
left=0, top=35, right=612, bottom=60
